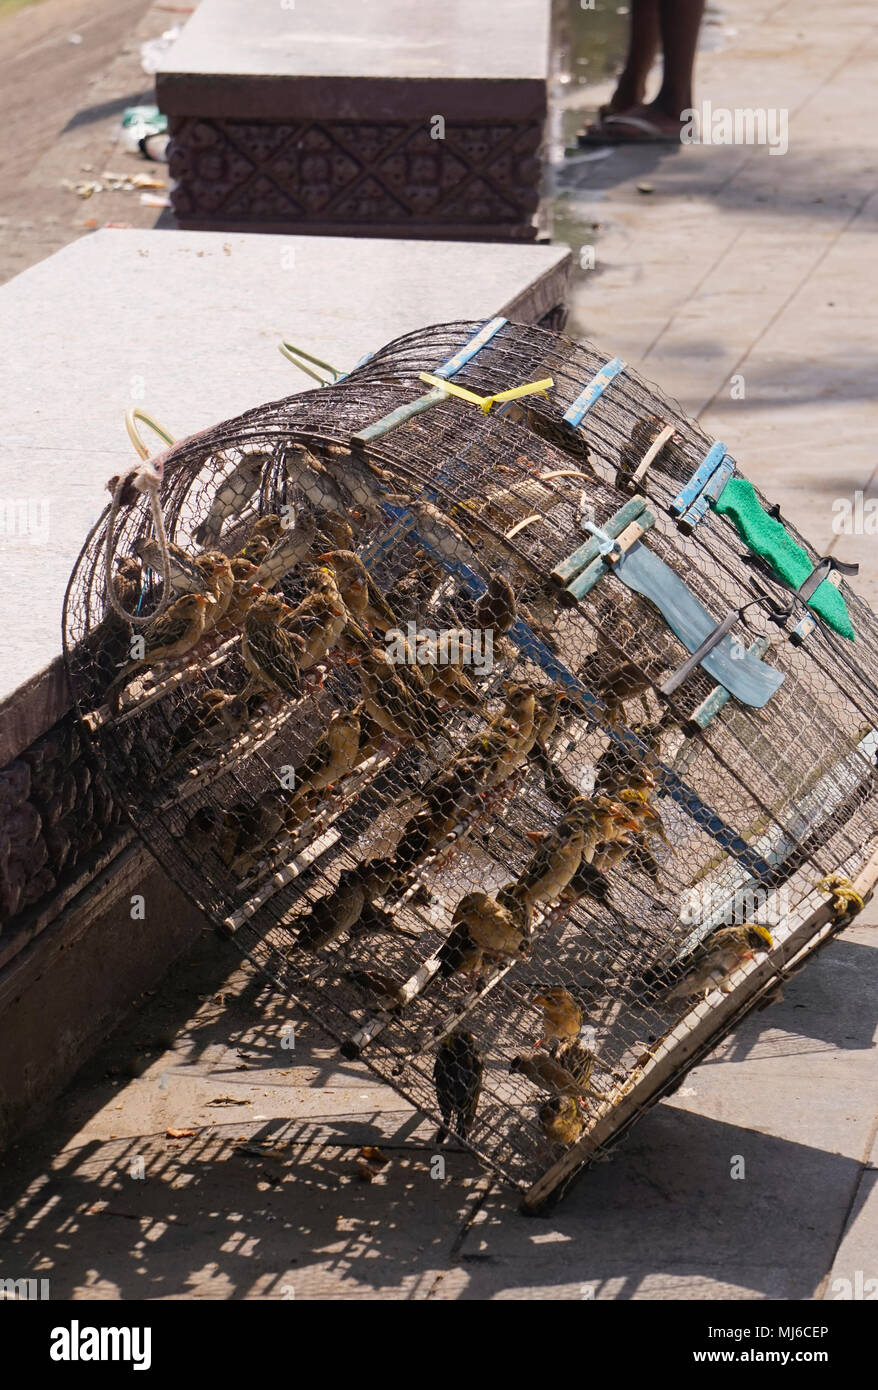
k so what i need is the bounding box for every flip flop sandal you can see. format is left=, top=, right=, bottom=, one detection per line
left=579, top=113, right=683, bottom=146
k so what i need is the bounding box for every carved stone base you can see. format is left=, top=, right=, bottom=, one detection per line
left=168, top=116, right=545, bottom=240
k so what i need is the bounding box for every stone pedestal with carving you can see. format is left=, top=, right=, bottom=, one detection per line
left=156, top=0, right=551, bottom=240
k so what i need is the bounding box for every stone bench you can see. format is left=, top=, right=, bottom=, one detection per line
left=156, top=0, right=552, bottom=240
left=0, top=226, right=571, bottom=1145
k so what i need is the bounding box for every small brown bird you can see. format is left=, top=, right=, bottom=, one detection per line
left=165, top=687, right=255, bottom=770
left=667, top=924, right=774, bottom=1001
left=107, top=591, right=211, bottom=709
left=510, top=1051, right=580, bottom=1098
left=345, top=969, right=406, bottom=1013
left=415, top=632, right=486, bottom=711
left=133, top=536, right=204, bottom=593
left=452, top=890, right=529, bottom=957
left=475, top=572, right=517, bottom=636
left=293, top=868, right=370, bottom=952
left=320, top=441, right=407, bottom=514
left=433, top=1031, right=483, bottom=1142
left=390, top=753, right=494, bottom=876
left=241, top=590, right=305, bottom=697
left=409, top=499, right=480, bottom=570
left=194, top=552, right=235, bottom=631
left=596, top=660, right=653, bottom=726
left=182, top=804, right=220, bottom=857
left=193, top=449, right=269, bottom=546
left=534, top=986, right=582, bottom=1047
left=284, top=442, right=356, bottom=522
left=238, top=513, right=284, bottom=562
left=437, top=922, right=485, bottom=982
left=507, top=805, right=596, bottom=913
left=539, top=1095, right=584, bottom=1147
left=353, top=643, right=443, bottom=742
left=286, top=706, right=363, bottom=818
left=255, top=513, right=319, bottom=589
left=553, top=1037, right=595, bottom=1092
left=318, top=550, right=400, bottom=633
left=280, top=565, right=349, bottom=669
left=217, top=788, right=288, bottom=876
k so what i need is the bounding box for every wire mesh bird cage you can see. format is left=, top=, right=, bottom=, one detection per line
left=63, top=318, right=878, bottom=1212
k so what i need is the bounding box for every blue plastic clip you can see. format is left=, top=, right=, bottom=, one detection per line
left=670, top=441, right=726, bottom=517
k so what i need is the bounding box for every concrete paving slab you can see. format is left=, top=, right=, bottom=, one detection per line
left=0, top=227, right=569, bottom=712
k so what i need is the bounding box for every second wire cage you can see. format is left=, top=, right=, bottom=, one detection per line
left=63, top=318, right=878, bottom=1212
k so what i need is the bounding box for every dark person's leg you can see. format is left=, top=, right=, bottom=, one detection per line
left=651, top=0, right=705, bottom=118
left=605, top=0, right=660, bottom=115
left=580, top=0, right=705, bottom=144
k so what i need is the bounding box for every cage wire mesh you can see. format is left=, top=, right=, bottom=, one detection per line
left=63, top=319, right=878, bottom=1211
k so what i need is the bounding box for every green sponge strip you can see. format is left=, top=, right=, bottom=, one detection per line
left=712, top=479, right=855, bottom=641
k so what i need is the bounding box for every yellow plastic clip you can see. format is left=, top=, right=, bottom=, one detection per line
left=817, top=873, right=865, bottom=922
left=125, top=409, right=176, bottom=461
left=418, top=372, right=554, bottom=414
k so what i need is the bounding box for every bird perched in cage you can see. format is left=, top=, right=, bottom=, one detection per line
left=506, top=797, right=638, bottom=921
left=539, top=1095, right=584, bottom=1147
left=553, top=1036, right=595, bottom=1092
left=534, top=987, right=582, bottom=1048
left=314, top=512, right=356, bottom=552
left=193, top=449, right=271, bottom=546
left=562, top=834, right=636, bottom=908
left=410, top=630, right=486, bottom=712
left=318, top=550, right=400, bottom=634
left=626, top=833, right=664, bottom=884
left=237, top=513, right=284, bottom=562
left=241, top=590, right=305, bottom=697
left=592, top=717, right=672, bottom=797
left=479, top=683, right=538, bottom=786
left=347, top=640, right=444, bottom=743
left=279, top=565, right=349, bottom=670
left=106, top=591, right=212, bottom=710
left=595, top=658, right=654, bottom=726
left=164, top=687, right=262, bottom=771
left=292, top=863, right=406, bottom=953
left=87, top=556, right=144, bottom=668
left=284, top=441, right=391, bottom=526
left=194, top=552, right=235, bottom=632
left=385, top=556, right=445, bottom=617
left=433, top=1031, right=483, bottom=1143
left=345, top=968, right=406, bottom=1013
left=217, top=788, right=289, bottom=876
left=502, top=820, right=588, bottom=920
left=475, top=572, right=518, bottom=636
left=133, top=536, right=205, bottom=593
left=617, top=789, right=668, bottom=847
left=436, top=921, right=485, bottom=983
left=319, top=440, right=409, bottom=515
left=285, top=706, right=363, bottom=821
left=284, top=442, right=349, bottom=517
left=221, top=576, right=263, bottom=633
left=390, top=752, right=495, bottom=877
left=293, top=868, right=371, bottom=952
left=452, top=890, right=530, bottom=958
left=666, top=924, right=774, bottom=1001
left=408, top=499, right=481, bottom=570
left=254, top=513, right=319, bottom=590
left=510, top=1051, right=580, bottom=1098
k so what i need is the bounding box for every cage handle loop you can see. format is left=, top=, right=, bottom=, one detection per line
left=278, top=341, right=342, bottom=385
left=104, top=410, right=177, bottom=627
